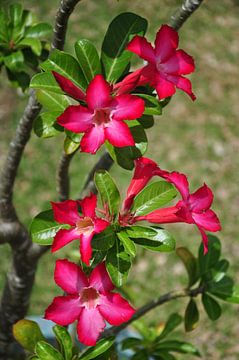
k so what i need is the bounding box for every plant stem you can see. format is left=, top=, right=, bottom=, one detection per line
left=169, top=0, right=204, bottom=31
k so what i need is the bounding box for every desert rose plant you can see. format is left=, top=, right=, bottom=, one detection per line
left=0, top=1, right=238, bottom=360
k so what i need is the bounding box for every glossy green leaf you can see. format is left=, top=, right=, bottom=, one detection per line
left=4, top=51, right=25, bottom=72
left=101, top=12, right=147, bottom=83
left=211, top=259, right=229, bottom=282
left=106, top=120, right=147, bottom=170
left=208, top=276, right=239, bottom=303
left=176, top=247, right=198, bottom=287
left=91, top=226, right=116, bottom=251
left=35, top=89, right=71, bottom=112
left=184, top=299, right=199, bottom=332
left=135, top=93, right=162, bottom=116
left=30, top=72, right=63, bottom=94
left=132, top=181, right=177, bottom=216
left=131, top=350, right=148, bottom=360
left=198, top=235, right=221, bottom=276
left=0, top=11, right=8, bottom=42
left=121, top=337, right=142, bottom=350
left=155, top=340, right=201, bottom=357
left=25, top=23, right=52, bottom=39
left=34, top=112, right=63, bottom=138
left=106, top=239, right=131, bottom=286
left=117, top=231, right=136, bottom=257
left=152, top=352, right=176, bottom=360
left=156, top=313, right=182, bottom=341
left=9, top=3, right=23, bottom=27
left=202, top=293, right=221, bottom=321
left=6, top=68, right=30, bottom=90
left=75, top=39, right=101, bottom=84
left=126, top=225, right=175, bottom=252
left=18, top=38, right=42, bottom=55
left=13, top=319, right=45, bottom=353
left=30, top=209, right=70, bottom=245
left=78, top=337, right=115, bottom=360
left=94, top=170, right=120, bottom=218
left=41, top=49, right=87, bottom=90
left=138, top=114, right=154, bottom=129
left=35, top=341, right=64, bottom=360
left=64, top=136, right=80, bottom=155
left=53, top=325, right=73, bottom=360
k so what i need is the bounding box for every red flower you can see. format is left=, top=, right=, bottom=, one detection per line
left=135, top=164, right=221, bottom=253
left=53, top=72, right=145, bottom=154
left=115, top=25, right=195, bottom=100
left=51, top=194, right=109, bottom=265
left=45, top=260, right=135, bottom=346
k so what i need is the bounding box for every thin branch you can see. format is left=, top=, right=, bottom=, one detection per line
left=169, top=0, right=204, bottom=31
left=57, top=151, right=77, bottom=201
left=81, top=151, right=114, bottom=197
left=102, top=285, right=204, bottom=338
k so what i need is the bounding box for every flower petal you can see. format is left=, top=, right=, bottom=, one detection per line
left=154, top=24, right=178, bottom=62
left=162, top=171, right=190, bottom=201
left=51, top=200, right=80, bottom=225
left=54, top=259, right=88, bottom=294
left=127, top=35, right=155, bottom=63
left=80, top=233, right=94, bottom=266
left=161, top=50, right=195, bottom=75
left=57, top=105, right=93, bottom=132
left=189, top=184, right=214, bottom=212
left=136, top=205, right=182, bottom=223
left=44, top=295, right=82, bottom=326
left=105, top=119, right=135, bottom=147
left=80, top=193, right=97, bottom=218
left=98, top=293, right=135, bottom=326
left=86, top=74, right=111, bottom=110
left=111, top=94, right=145, bottom=121
left=113, top=68, right=143, bottom=95
left=155, top=74, right=176, bottom=99
left=94, top=218, right=110, bottom=233
left=52, top=228, right=79, bottom=252
left=89, top=262, right=114, bottom=294
left=80, top=125, right=105, bottom=154
left=192, top=209, right=221, bottom=232
left=77, top=307, right=105, bottom=346
left=165, top=74, right=196, bottom=100
left=198, top=227, right=209, bottom=255
left=52, top=71, right=86, bottom=101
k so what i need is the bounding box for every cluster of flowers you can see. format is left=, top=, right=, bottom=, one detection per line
left=44, top=25, right=221, bottom=346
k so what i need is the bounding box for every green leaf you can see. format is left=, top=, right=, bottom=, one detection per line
left=184, top=299, right=199, bottom=332
left=208, top=276, right=239, bottom=303
left=138, top=114, right=154, bottom=129
left=53, top=325, right=73, bottom=360
left=94, top=170, right=120, bottom=218
left=64, top=136, right=80, bottom=155
left=9, top=3, right=23, bottom=28
left=106, top=239, right=131, bottom=286
left=176, top=247, right=198, bottom=287
left=35, top=89, right=71, bottom=112
left=41, top=49, right=87, bottom=90
left=75, top=39, right=101, bottom=84
left=35, top=341, right=64, bottom=360
left=31, top=72, right=63, bottom=94
left=121, top=337, right=142, bottom=350
left=30, top=209, right=70, bottom=245
left=117, top=231, right=136, bottom=257
left=13, top=319, right=45, bottom=353
left=106, top=120, right=147, bottom=170
left=132, top=181, right=177, bottom=216
left=198, top=235, right=221, bottom=276
left=135, top=93, right=162, bottom=116
left=101, top=12, right=147, bottom=83
left=78, top=337, right=115, bottom=360
left=131, top=350, right=148, bottom=360
left=34, top=112, right=63, bottom=138
left=155, top=313, right=182, bottom=341
left=152, top=352, right=176, bottom=360
left=18, top=38, right=42, bottom=56
left=126, top=225, right=175, bottom=252
left=155, top=340, right=201, bottom=357
left=211, top=259, right=229, bottom=282
left=25, top=23, right=52, bottom=39
left=6, top=68, right=30, bottom=90
left=0, top=11, right=9, bottom=42
left=91, top=226, right=116, bottom=251
left=4, top=51, right=25, bottom=72
left=202, top=293, right=221, bottom=321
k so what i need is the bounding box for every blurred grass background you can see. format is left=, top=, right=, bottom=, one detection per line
left=0, top=0, right=239, bottom=358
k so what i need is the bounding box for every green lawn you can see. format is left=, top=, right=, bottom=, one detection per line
left=1, top=0, right=239, bottom=359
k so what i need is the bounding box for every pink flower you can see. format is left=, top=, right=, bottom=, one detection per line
left=45, top=260, right=135, bottom=346
left=135, top=165, right=221, bottom=253
left=115, top=25, right=195, bottom=100
left=51, top=194, right=109, bottom=265
left=53, top=72, right=145, bottom=154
